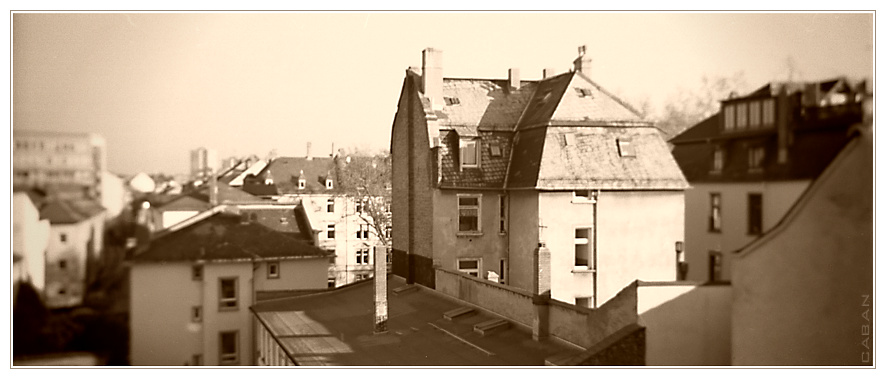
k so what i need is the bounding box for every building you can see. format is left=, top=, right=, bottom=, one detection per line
left=39, top=198, right=106, bottom=308
left=390, top=47, right=687, bottom=307
left=128, top=206, right=333, bottom=366
left=12, top=192, right=51, bottom=294
left=242, top=153, right=390, bottom=287
left=100, top=171, right=130, bottom=220
left=190, top=147, right=218, bottom=182
left=13, top=130, right=107, bottom=198
left=731, top=124, right=873, bottom=365
left=670, top=77, right=871, bottom=283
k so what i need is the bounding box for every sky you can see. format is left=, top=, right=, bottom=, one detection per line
left=11, top=12, right=874, bottom=176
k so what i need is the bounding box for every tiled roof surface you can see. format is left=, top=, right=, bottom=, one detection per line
left=530, top=127, right=688, bottom=190
left=255, top=157, right=337, bottom=195
left=668, top=114, right=719, bottom=144
left=516, top=72, right=573, bottom=129
left=549, top=72, right=645, bottom=124
left=252, top=276, right=581, bottom=366
left=133, top=212, right=330, bottom=263
left=437, top=79, right=537, bottom=130
left=242, top=207, right=313, bottom=242
left=39, top=198, right=105, bottom=224
left=439, top=131, right=511, bottom=188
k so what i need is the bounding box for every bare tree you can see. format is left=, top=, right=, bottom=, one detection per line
left=655, top=73, right=749, bottom=140
left=335, top=149, right=392, bottom=248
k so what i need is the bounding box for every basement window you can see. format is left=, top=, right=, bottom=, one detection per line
left=444, top=97, right=461, bottom=106
left=617, top=138, right=635, bottom=157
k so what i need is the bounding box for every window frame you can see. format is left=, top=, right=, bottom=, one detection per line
left=327, top=198, right=335, bottom=213
left=326, top=178, right=334, bottom=189
left=748, top=145, right=766, bottom=171
left=735, top=102, right=748, bottom=129
left=748, top=193, right=763, bottom=235
left=572, top=189, right=598, bottom=204
left=60, top=233, right=67, bottom=243
left=616, top=138, right=635, bottom=157
left=709, top=193, right=722, bottom=233
left=573, top=227, right=594, bottom=270
left=327, top=224, right=336, bottom=239
left=748, top=100, right=761, bottom=128
left=708, top=251, right=723, bottom=282
left=219, top=331, right=239, bottom=365
left=459, top=138, right=480, bottom=170
left=712, top=147, right=724, bottom=173
left=191, top=306, right=202, bottom=323
left=192, top=265, right=203, bottom=281
left=762, top=99, right=775, bottom=126
left=218, top=277, right=239, bottom=311
left=499, top=194, right=507, bottom=234
left=723, top=104, right=736, bottom=131
left=457, top=258, right=482, bottom=277
left=267, top=261, right=280, bottom=279
left=456, top=194, right=482, bottom=234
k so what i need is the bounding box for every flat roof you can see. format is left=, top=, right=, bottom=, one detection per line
left=252, top=275, right=581, bottom=366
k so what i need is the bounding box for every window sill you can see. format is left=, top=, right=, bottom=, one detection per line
left=571, top=199, right=597, bottom=204
left=457, top=231, right=483, bottom=237
left=571, top=267, right=596, bottom=274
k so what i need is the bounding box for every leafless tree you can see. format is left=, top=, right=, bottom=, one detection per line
left=655, top=73, right=749, bottom=140
left=335, top=149, right=392, bottom=248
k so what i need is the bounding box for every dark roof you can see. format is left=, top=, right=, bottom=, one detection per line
left=240, top=206, right=313, bottom=243
left=133, top=212, right=331, bottom=263
left=39, top=198, right=105, bottom=224
left=252, top=276, right=581, bottom=366
left=247, top=157, right=336, bottom=196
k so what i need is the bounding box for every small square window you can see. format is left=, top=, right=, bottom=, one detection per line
left=191, top=306, right=202, bottom=322
left=617, top=139, right=635, bottom=157
left=327, top=224, right=336, bottom=239
left=192, top=265, right=203, bottom=281
left=267, top=262, right=280, bottom=279
left=60, top=233, right=67, bottom=243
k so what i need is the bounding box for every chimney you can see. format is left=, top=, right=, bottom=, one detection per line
left=373, top=245, right=389, bottom=334
left=209, top=172, right=218, bottom=206
left=422, top=48, right=444, bottom=110
left=531, top=244, right=551, bottom=341
left=542, top=68, right=556, bottom=79
left=330, top=142, right=335, bottom=158
left=777, top=85, right=791, bottom=164
left=508, top=68, right=521, bottom=90
left=306, top=142, right=312, bottom=161
left=573, top=45, right=592, bottom=77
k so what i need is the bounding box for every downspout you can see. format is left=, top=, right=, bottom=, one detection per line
left=592, top=190, right=598, bottom=308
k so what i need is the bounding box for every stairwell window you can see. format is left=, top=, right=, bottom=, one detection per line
left=219, top=278, right=238, bottom=311
left=459, top=139, right=480, bottom=169
left=457, top=194, right=481, bottom=234
left=457, top=258, right=481, bottom=277
left=709, top=193, right=722, bottom=233
left=574, top=228, right=594, bottom=269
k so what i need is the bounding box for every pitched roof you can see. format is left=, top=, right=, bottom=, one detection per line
left=239, top=205, right=313, bottom=243
left=39, top=198, right=105, bottom=224
left=249, top=157, right=336, bottom=195
left=251, top=276, right=581, bottom=366
left=437, top=77, right=537, bottom=131
left=133, top=211, right=331, bottom=263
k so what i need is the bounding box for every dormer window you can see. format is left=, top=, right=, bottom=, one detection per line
left=264, top=177, right=274, bottom=185
left=748, top=146, right=765, bottom=171
left=762, top=99, right=775, bottom=126
left=617, top=138, right=634, bottom=157
left=459, top=138, right=480, bottom=169
left=712, top=147, right=724, bottom=173
left=735, top=103, right=748, bottom=129
left=724, top=104, right=736, bottom=131
left=326, top=178, right=333, bottom=189
left=749, top=101, right=761, bottom=128
left=298, top=178, right=306, bottom=189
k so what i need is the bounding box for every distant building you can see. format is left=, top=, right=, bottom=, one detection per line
left=100, top=171, right=130, bottom=220
left=12, top=192, right=51, bottom=294
left=190, top=147, right=218, bottom=182
left=390, top=47, right=687, bottom=307
left=128, top=207, right=332, bottom=366
left=670, top=77, right=871, bottom=283
left=128, top=172, right=156, bottom=194
left=13, top=130, right=107, bottom=198
left=39, top=198, right=105, bottom=308
left=731, top=124, right=873, bottom=365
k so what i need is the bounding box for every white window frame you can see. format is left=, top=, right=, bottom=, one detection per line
left=457, top=194, right=482, bottom=234
left=457, top=258, right=482, bottom=277
left=459, top=138, right=480, bottom=170
left=267, top=261, right=280, bottom=279
left=219, top=331, right=239, bottom=365
left=298, top=178, right=306, bottom=189
left=326, top=178, right=333, bottom=189
left=574, top=227, right=594, bottom=270
left=219, top=277, right=239, bottom=311
left=327, top=224, right=336, bottom=239
left=616, top=138, right=635, bottom=157
left=327, top=198, right=335, bottom=213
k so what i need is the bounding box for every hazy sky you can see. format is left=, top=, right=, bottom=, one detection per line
left=12, top=12, right=873, bottom=176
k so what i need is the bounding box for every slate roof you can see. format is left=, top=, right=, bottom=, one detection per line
left=39, top=198, right=105, bottom=224
left=133, top=211, right=331, bottom=263
left=246, top=157, right=337, bottom=196
left=251, top=275, right=581, bottom=366
left=241, top=206, right=314, bottom=243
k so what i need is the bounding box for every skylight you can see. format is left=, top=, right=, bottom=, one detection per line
left=576, top=88, right=593, bottom=97
left=444, top=97, right=461, bottom=106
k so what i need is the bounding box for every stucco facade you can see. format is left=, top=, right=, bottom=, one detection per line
left=12, top=193, right=51, bottom=293
left=44, top=212, right=104, bottom=308
left=683, top=181, right=808, bottom=282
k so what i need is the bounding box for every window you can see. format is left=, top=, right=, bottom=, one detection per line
left=617, top=138, right=634, bottom=157
left=219, top=331, right=239, bottom=365
left=385, top=226, right=392, bottom=239
left=356, top=224, right=369, bottom=239
left=489, top=144, right=502, bottom=157
left=762, top=99, right=775, bottom=125
left=457, top=195, right=481, bottom=233
left=60, top=233, right=67, bottom=243
left=723, top=105, right=735, bottom=131
left=327, top=198, right=334, bottom=213
left=574, top=228, right=593, bottom=268
left=356, top=199, right=366, bottom=214
left=712, top=148, right=724, bottom=172
left=736, top=103, right=748, bottom=129
left=499, top=195, right=507, bottom=233
left=457, top=258, right=481, bottom=277
left=219, top=278, right=238, bottom=310
left=748, top=193, right=763, bottom=235
left=575, top=297, right=592, bottom=308
left=298, top=178, right=306, bottom=189
left=564, top=133, right=576, bottom=146
left=192, top=265, right=203, bottom=281
left=499, top=259, right=507, bottom=284
left=356, top=248, right=370, bottom=265
left=59, top=260, right=67, bottom=270
left=708, top=251, right=723, bottom=282
left=327, top=224, right=336, bottom=239
left=573, top=190, right=597, bottom=203
left=576, top=88, right=594, bottom=97
left=192, top=354, right=202, bottom=366
left=191, top=306, right=202, bottom=323
left=748, top=146, right=765, bottom=171
left=267, top=262, right=280, bottom=279
left=749, top=101, right=761, bottom=128
left=459, top=139, right=480, bottom=169
left=444, top=97, right=461, bottom=106
left=709, top=193, right=722, bottom=233
left=326, top=178, right=334, bottom=189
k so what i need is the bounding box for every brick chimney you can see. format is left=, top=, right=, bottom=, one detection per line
left=542, top=68, right=556, bottom=79
left=508, top=68, right=521, bottom=90
left=422, top=48, right=444, bottom=110
left=573, top=45, right=592, bottom=77
left=306, top=142, right=312, bottom=161
left=373, top=245, right=389, bottom=334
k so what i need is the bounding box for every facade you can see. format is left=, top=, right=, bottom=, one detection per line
left=732, top=125, right=873, bottom=365
left=391, top=47, right=687, bottom=307
left=39, top=198, right=106, bottom=308
left=129, top=207, right=332, bottom=366
left=670, top=77, right=871, bottom=283
left=242, top=155, right=389, bottom=287
left=190, top=147, right=219, bottom=182
left=13, top=130, right=107, bottom=198
left=12, top=192, right=51, bottom=294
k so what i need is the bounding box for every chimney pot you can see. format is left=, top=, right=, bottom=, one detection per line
left=306, top=142, right=312, bottom=160
left=508, top=68, right=521, bottom=90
